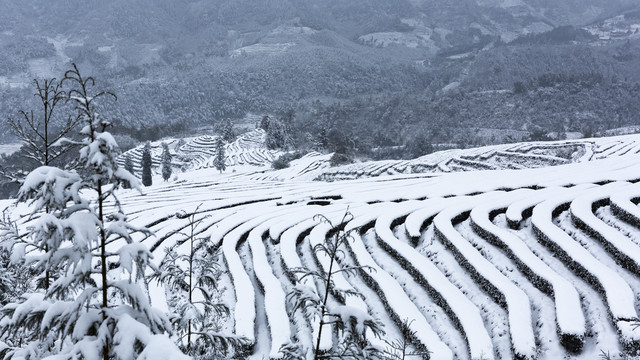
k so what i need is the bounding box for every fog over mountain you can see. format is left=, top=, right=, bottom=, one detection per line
left=1, top=0, right=639, bottom=149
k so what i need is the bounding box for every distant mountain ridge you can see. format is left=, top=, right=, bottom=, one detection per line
left=0, top=0, right=634, bottom=78
left=0, top=0, right=639, bottom=147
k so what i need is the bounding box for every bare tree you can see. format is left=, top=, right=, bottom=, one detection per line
left=6, top=78, right=80, bottom=170
left=4, top=78, right=81, bottom=289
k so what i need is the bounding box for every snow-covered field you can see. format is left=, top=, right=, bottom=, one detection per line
left=11, top=132, right=640, bottom=359
left=251, top=133, right=640, bottom=182
left=104, top=152, right=640, bottom=359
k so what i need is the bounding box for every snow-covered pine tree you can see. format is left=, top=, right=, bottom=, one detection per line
left=5, top=77, right=83, bottom=290
left=382, top=319, right=430, bottom=360
left=161, top=142, right=172, bottom=182
left=284, top=210, right=384, bottom=360
left=213, top=138, right=226, bottom=174
left=0, top=250, right=14, bottom=306
left=0, top=214, right=30, bottom=308
left=0, top=63, right=188, bottom=360
left=155, top=205, right=247, bottom=358
left=222, top=120, right=235, bottom=143
left=142, top=141, right=152, bottom=186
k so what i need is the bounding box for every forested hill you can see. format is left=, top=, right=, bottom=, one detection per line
left=0, top=0, right=639, bottom=149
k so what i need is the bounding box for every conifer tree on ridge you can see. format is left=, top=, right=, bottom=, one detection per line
left=142, top=141, right=153, bottom=186
left=214, top=138, right=226, bottom=174
left=161, top=142, right=172, bottom=182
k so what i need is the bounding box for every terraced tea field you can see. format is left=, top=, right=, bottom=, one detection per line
left=117, top=129, right=281, bottom=173
left=98, top=153, right=640, bottom=360
left=265, top=133, right=640, bottom=181
left=10, top=133, right=640, bottom=359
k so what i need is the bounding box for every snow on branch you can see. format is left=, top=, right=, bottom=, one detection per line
left=18, top=166, right=83, bottom=213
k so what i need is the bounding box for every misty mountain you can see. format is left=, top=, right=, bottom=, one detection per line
left=0, top=0, right=639, bottom=148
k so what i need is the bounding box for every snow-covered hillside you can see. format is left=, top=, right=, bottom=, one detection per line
left=257, top=133, right=640, bottom=181
left=8, top=134, right=640, bottom=359
left=100, top=153, right=640, bottom=359
left=120, top=130, right=640, bottom=183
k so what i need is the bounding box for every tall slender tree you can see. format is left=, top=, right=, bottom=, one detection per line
left=142, top=141, right=153, bottom=186
left=5, top=78, right=79, bottom=171
left=161, top=142, right=172, bottom=182
left=155, top=205, right=247, bottom=358
left=222, top=120, right=235, bottom=143
left=213, top=138, right=226, bottom=174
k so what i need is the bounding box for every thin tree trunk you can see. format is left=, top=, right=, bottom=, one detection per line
left=187, top=217, right=194, bottom=353
left=98, top=182, right=109, bottom=360
left=314, top=242, right=336, bottom=360
left=44, top=103, right=51, bottom=292
left=44, top=97, right=50, bottom=291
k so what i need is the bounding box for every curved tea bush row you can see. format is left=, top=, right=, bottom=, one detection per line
left=344, top=212, right=454, bottom=360
left=569, top=182, right=640, bottom=276
left=468, top=189, right=586, bottom=352
left=610, top=185, right=640, bottom=227
left=374, top=203, right=494, bottom=360
left=530, top=190, right=640, bottom=351
left=432, top=193, right=536, bottom=360
left=247, top=221, right=291, bottom=359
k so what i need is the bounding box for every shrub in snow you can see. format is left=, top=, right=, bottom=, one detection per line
left=284, top=210, right=384, bottom=360
left=272, top=157, right=290, bottom=170
left=154, top=205, right=247, bottom=358
left=329, top=153, right=352, bottom=167
left=272, top=151, right=305, bottom=170
left=0, top=64, right=188, bottom=360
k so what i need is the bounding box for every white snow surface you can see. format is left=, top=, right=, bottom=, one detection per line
left=531, top=184, right=638, bottom=322
left=470, top=188, right=586, bottom=338
left=10, top=134, right=640, bottom=359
